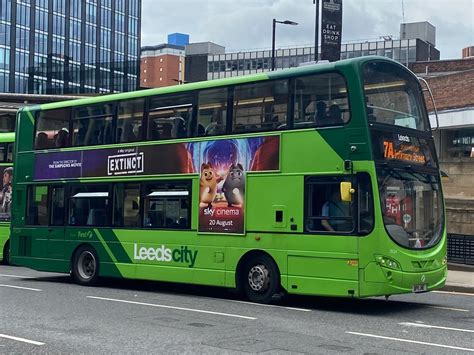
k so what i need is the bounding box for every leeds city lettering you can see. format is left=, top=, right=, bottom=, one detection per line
left=133, top=244, right=198, bottom=268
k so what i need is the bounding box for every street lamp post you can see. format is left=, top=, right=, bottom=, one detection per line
left=313, top=0, right=320, bottom=62
left=271, top=19, right=298, bottom=71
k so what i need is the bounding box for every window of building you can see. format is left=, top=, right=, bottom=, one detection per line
left=35, top=108, right=70, bottom=149
left=69, top=185, right=110, bottom=227
left=72, top=104, right=115, bottom=147
left=116, top=99, right=144, bottom=143
left=197, top=87, right=228, bottom=136
left=113, top=183, right=140, bottom=227
left=147, top=94, right=193, bottom=141
left=143, top=181, right=191, bottom=229
left=233, top=79, right=288, bottom=133
left=26, top=185, right=49, bottom=226
left=294, top=73, right=350, bottom=128
left=444, top=129, right=474, bottom=158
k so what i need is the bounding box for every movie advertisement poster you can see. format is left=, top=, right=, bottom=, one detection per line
left=0, top=166, right=13, bottom=222
left=321, top=0, right=343, bottom=62
left=33, top=136, right=280, bottom=234
left=192, top=137, right=280, bottom=234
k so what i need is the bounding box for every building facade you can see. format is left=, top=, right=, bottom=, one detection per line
left=411, top=57, right=474, bottom=237
left=201, top=22, right=439, bottom=82
left=141, top=43, right=186, bottom=88
left=0, top=0, right=141, bottom=94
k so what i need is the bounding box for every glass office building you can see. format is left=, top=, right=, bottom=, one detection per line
left=206, top=38, right=439, bottom=81
left=0, top=0, right=141, bottom=94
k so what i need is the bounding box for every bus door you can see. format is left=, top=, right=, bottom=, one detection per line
left=47, top=186, right=66, bottom=259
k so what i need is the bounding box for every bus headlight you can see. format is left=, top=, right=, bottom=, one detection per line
left=375, top=255, right=401, bottom=270
left=442, top=256, right=447, bottom=266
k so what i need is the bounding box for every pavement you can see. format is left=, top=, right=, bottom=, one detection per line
left=444, top=263, right=474, bottom=293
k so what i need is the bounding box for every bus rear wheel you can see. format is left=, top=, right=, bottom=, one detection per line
left=242, top=254, right=280, bottom=304
left=71, top=246, right=99, bottom=286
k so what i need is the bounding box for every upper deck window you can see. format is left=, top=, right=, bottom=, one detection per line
left=198, top=87, right=228, bottom=137
left=116, top=99, right=144, bottom=143
left=293, top=73, right=350, bottom=128
left=35, top=108, right=70, bottom=149
left=363, top=61, right=429, bottom=131
left=147, top=94, right=193, bottom=141
left=0, top=114, right=15, bottom=132
left=0, top=143, right=13, bottom=162
left=232, top=80, right=288, bottom=133
left=72, top=104, right=115, bottom=147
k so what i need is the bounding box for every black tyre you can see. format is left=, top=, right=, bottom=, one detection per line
left=242, top=254, right=280, bottom=304
left=2, top=240, right=10, bottom=265
left=71, top=245, right=100, bottom=286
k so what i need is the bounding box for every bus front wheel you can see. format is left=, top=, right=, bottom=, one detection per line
left=71, top=245, right=100, bottom=286
left=242, top=254, right=280, bottom=304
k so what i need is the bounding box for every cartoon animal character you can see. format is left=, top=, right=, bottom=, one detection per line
left=222, top=163, right=245, bottom=207
left=199, top=163, right=222, bottom=208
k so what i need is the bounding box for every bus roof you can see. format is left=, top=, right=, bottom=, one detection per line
left=30, top=56, right=400, bottom=113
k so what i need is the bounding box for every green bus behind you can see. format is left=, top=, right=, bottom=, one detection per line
left=11, top=57, right=446, bottom=303
left=0, top=132, right=14, bottom=264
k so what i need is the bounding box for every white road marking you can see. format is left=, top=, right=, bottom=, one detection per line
left=87, top=296, right=257, bottom=320
left=346, top=331, right=474, bottom=352
left=0, top=284, right=42, bottom=292
left=225, top=299, right=311, bottom=312
left=400, top=322, right=474, bottom=333
left=426, top=305, right=470, bottom=312
left=0, top=334, right=45, bottom=346
left=433, top=290, right=474, bottom=297
left=0, top=274, right=35, bottom=279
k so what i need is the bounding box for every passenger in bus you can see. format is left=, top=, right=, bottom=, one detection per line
left=321, top=188, right=351, bottom=232
left=55, top=129, right=69, bottom=148
left=35, top=132, right=49, bottom=149
left=197, top=124, right=206, bottom=136
left=161, top=123, right=173, bottom=139
left=74, top=121, right=88, bottom=146
left=120, top=121, right=136, bottom=142
left=327, top=104, right=343, bottom=125
left=315, top=101, right=328, bottom=124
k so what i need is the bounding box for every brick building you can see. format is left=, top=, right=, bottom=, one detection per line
left=140, top=44, right=186, bottom=88
left=410, top=57, right=474, bottom=236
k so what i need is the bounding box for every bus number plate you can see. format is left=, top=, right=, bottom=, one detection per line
left=412, top=283, right=427, bottom=293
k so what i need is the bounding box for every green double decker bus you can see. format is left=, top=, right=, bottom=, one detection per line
left=11, top=56, right=446, bottom=303
left=0, top=132, right=14, bottom=264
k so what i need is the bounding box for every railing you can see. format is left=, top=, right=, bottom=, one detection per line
left=447, top=234, right=474, bottom=265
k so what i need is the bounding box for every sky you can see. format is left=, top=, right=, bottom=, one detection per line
left=141, top=0, right=473, bottom=60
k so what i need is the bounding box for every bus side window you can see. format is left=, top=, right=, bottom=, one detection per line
left=113, top=184, right=140, bottom=228
left=26, top=186, right=49, bottom=226
left=358, top=173, right=374, bottom=234
left=72, top=104, right=115, bottom=147
left=35, top=108, right=70, bottom=149
left=197, top=88, right=228, bottom=137
left=147, top=94, right=193, bottom=141
left=68, top=185, right=110, bottom=227
left=50, top=186, right=65, bottom=226
left=294, top=73, right=350, bottom=128
left=305, top=177, right=355, bottom=234
left=232, top=79, right=288, bottom=133
left=116, top=99, right=144, bottom=143
left=143, top=182, right=191, bottom=229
